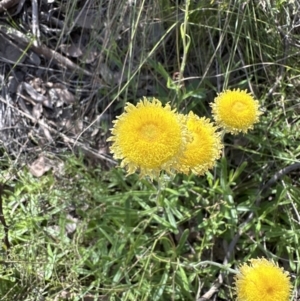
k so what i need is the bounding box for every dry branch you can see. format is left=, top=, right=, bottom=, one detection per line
left=0, top=24, right=106, bottom=86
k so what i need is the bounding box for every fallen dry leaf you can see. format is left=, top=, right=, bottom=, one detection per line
left=48, top=86, right=75, bottom=105
left=28, top=155, right=53, bottom=177
left=32, top=103, right=43, bottom=120
left=59, top=42, right=83, bottom=58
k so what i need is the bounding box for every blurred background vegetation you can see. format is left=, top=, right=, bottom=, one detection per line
left=0, top=0, right=299, bottom=300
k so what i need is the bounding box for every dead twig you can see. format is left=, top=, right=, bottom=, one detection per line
left=261, top=163, right=300, bottom=193
left=196, top=280, right=222, bottom=301
left=31, top=0, right=40, bottom=47
left=0, top=24, right=106, bottom=86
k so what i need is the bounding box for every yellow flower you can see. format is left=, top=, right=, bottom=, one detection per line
left=234, top=258, right=292, bottom=301
left=211, top=89, right=261, bottom=134
left=175, top=112, right=222, bottom=175
left=107, top=97, right=190, bottom=178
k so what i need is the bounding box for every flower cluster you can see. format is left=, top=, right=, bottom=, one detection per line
left=108, top=97, right=222, bottom=178
left=234, top=258, right=292, bottom=301
left=108, top=89, right=261, bottom=178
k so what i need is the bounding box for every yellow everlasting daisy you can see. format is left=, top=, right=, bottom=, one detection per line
left=107, top=97, right=190, bottom=178
left=211, top=89, right=261, bottom=134
left=175, top=112, right=222, bottom=175
left=234, top=258, right=292, bottom=301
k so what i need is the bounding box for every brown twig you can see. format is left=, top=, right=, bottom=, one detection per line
left=0, top=24, right=106, bottom=86
left=261, top=163, right=300, bottom=194
left=31, top=0, right=40, bottom=47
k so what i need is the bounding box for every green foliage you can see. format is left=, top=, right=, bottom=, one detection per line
left=0, top=146, right=298, bottom=300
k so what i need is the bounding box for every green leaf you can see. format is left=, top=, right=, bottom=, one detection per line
left=230, top=161, right=248, bottom=183
left=176, top=229, right=189, bottom=255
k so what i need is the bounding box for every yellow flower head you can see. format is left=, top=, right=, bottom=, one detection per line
left=107, top=97, right=190, bottom=178
left=211, top=89, right=262, bottom=134
left=175, top=112, right=223, bottom=175
left=234, top=258, right=292, bottom=301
